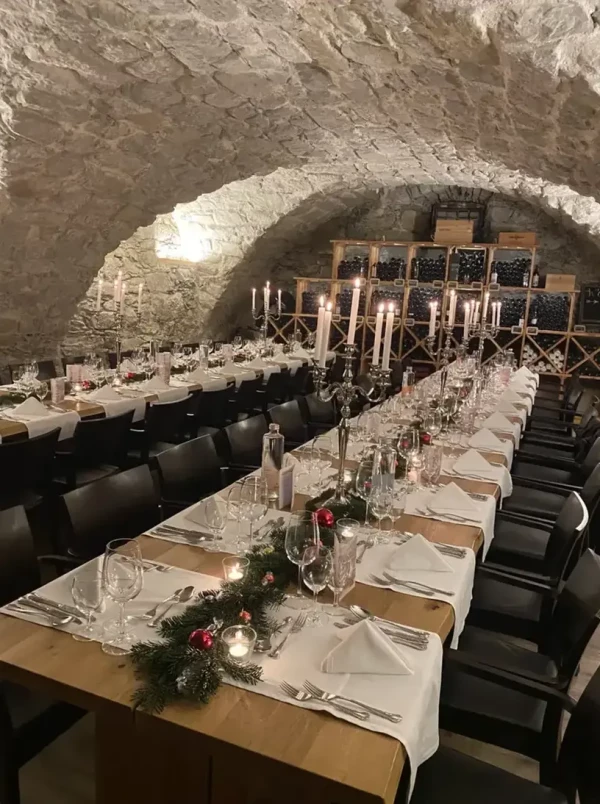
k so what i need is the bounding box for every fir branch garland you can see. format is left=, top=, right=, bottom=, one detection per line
left=130, top=495, right=366, bottom=713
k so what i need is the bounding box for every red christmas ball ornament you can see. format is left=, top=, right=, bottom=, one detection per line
left=314, top=507, right=335, bottom=528
left=188, top=628, right=213, bottom=651
left=261, top=571, right=275, bottom=586
left=239, top=609, right=252, bottom=623
left=420, top=432, right=432, bottom=446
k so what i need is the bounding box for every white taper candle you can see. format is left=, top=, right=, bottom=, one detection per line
left=318, top=302, right=333, bottom=367
left=347, top=278, right=361, bottom=345
left=381, top=303, right=395, bottom=370
left=372, top=303, right=385, bottom=365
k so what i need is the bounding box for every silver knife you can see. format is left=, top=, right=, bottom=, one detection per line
left=18, top=597, right=83, bottom=624
left=156, top=524, right=220, bottom=539
left=7, top=603, right=72, bottom=626
left=28, top=593, right=93, bottom=621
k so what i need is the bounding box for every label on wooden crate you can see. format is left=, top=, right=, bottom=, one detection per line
left=574, top=325, right=587, bottom=333
left=432, top=280, right=444, bottom=288
left=405, top=318, right=415, bottom=327
left=407, top=279, right=418, bottom=288
left=489, top=283, right=500, bottom=292
left=370, top=278, right=380, bottom=286
left=332, top=315, right=341, bottom=323
left=510, top=325, right=523, bottom=335
left=447, top=280, right=458, bottom=289
left=526, top=327, right=539, bottom=335
left=393, top=279, right=405, bottom=288
left=471, top=281, right=483, bottom=290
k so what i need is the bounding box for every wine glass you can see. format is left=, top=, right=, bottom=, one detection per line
left=238, top=477, right=268, bottom=548
left=202, top=497, right=226, bottom=539
left=422, top=409, right=443, bottom=439
left=71, top=569, right=104, bottom=641
left=301, top=544, right=332, bottom=627
left=422, top=444, right=443, bottom=488
left=227, top=485, right=244, bottom=549
left=101, top=538, right=144, bottom=655
left=329, top=518, right=358, bottom=613
left=369, top=488, right=394, bottom=544
left=355, top=456, right=374, bottom=527
left=284, top=512, right=317, bottom=610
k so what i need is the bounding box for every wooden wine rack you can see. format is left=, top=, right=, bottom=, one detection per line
left=269, top=239, right=597, bottom=382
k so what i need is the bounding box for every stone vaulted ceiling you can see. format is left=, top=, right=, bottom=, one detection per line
left=3, top=0, right=600, bottom=358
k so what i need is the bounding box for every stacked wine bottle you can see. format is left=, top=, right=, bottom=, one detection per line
left=458, top=250, right=485, bottom=283
left=374, top=257, right=406, bottom=280
left=490, top=256, right=531, bottom=287
left=370, top=288, right=404, bottom=315
left=411, top=254, right=445, bottom=282
left=337, top=256, right=369, bottom=279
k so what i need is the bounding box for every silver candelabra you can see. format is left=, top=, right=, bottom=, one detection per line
left=251, top=306, right=281, bottom=355
left=312, top=344, right=391, bottom=504
left=426, top=324, right=469, bottom=399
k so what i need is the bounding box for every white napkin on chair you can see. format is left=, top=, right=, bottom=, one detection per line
left=481, top=412, right=514, bottom=433
left=321, top=619, right=412, bottom=675
left=428, top=482, right=478, bottom=518
left=387, top=534, right=452, bottom=573
left=469, top=428, right=504, bottom=452
left=12, top=397, right=50, bottom=419
left=452, top=449, right=497, bottom=479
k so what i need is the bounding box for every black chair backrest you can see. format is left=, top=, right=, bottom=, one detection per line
left=546, top=550, right=600, bottom=678
left=303, top=393, right=335, bottom=424
left=36, top=360, right=57, bottom=381
left=544, top=492, right=588, bottom=580
left=268, top=400, right=306, bottom=443
left=0, top=428, right=60, bottom=508
left=234, top=377, right=261, bottom=412
left=566, top=381, right=583, bottom=410
left=581, top=436, right=600, bottom=477
left=580, top=464, right=600, bottom=513
left=71, top=410, right=134, bottom=467
left=224, top=414, right=268, bottom=466
left=146, top=396, right=191, bottom=444
left=390, top=360, right=404, bottom=390
left=154, top=435, right=223, bottom=504
left=558, top=663, right=600, bottom=803
left=61, top=465, right=160, bottom=559
left=289, top=364, right=309, bottom=396
left=194, top=386, right=232, bottom=429
left=0, top=506, right=40, bottom=603
left=264, top=368, right=291, bottom=402
left=578, top=407, right=598, bottom=432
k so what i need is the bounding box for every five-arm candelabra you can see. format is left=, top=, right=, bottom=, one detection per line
left=312, top=344, right=391, bottom=504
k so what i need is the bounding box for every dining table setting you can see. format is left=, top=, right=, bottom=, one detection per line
left=0, top=354, right=538, bottom=803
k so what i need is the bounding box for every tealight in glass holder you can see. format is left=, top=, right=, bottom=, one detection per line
left=222, top=556, right=249, bottom=582
left=221, top=625, right=257, bottom=665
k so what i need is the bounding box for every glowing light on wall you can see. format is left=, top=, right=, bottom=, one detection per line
left=155, top=208, right=213, bottom=262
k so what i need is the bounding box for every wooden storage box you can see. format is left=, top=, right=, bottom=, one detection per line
left=498, top=231, right=537, bottom=247
left=434, top=220, right=474, bottom=244
left=545, top=273, right=576, bottom=291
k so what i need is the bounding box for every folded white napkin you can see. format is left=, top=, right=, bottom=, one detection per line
left=497, top=400, right=518, bottom=415
left=142, top=376, right=169, bottom=391
left=429, top=482, right=478, bottom=517
left=453, top=449, right=496, bottom=478
left=387, top=534, right=451, bottom=573
left=469, top=428, right=504, bottom=452
left=321, top=619, right=412, bottom=675
left=185, top=496, right=227, bottom=528
left=120, top=359, right=137, bottom=372
left=245, top=357, right=267, bottom=368
left=186, top=368, right=210, bottom=382
left=292, top=348, right=312, bottom=359
left=502, top=388, right=526, bottom=404
left=88, top=386, right=122, bottom=402
left=12, top=397, right=50, bottom=418
left=481, top=411, right=514, bottom=433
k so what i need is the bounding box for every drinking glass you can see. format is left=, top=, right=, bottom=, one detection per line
left=101, top=538, right=144, bottom=655
left=369, top=488, right=394, bottom=544
left=284, top=512, right=317, bottom=610
left=391, top=483, right=408, bottom=521
left=238, top=477, right=268, bottom=548
left=329, top=518, right=358, bottom=614
left=202, top=497, right=226, bottom=538
left=227, top=485, right=244, bottom=549
left=422, top=409, right=443, bottom=439
left=422, top=444, right=443, bottom=488
left=355, top=456, right=374, bottom=527
left=71, top=569, right=104, bottom=641
left=301, top=545, right=332, bottom=627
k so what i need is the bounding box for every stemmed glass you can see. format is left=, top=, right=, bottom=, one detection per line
left=71, top=569, right=104, bottom=641
left=422, top=444, right=443, bottom=488
left=227, top=485, right=244, bottom=548
left=422, top=409, right=443, bottom=440
left=101, top=538, right=144, bottom=655
left=329, top=518, right=358, bottom=613
left=355, top=455, right=374, bottom=527
left=284, top=512, right=317, bottom=610
left=202, top=497, right=226, bottom=539
left=301, top=545, right=332, bottom=627
left=238, top=477, right=268, bottom=548
left=369, top=488, right=394, bottom=544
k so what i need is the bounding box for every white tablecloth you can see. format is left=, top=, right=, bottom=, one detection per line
left=441, top=456, right=513, bottom=501
left=70, top=392, right=147, bottom=423
left=0, top=409, right=80, bottom=441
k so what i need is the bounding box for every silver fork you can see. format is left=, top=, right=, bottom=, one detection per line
left=279, top=682, right=369, bottom=721
left=269, top=613, right=306, bottom=658
left=334, top=621, right=428, bottom=651
left=394, top=536, right=466, bottom=559
left=369, top=573, right=434, bottom=596
left=303, top=681, right=402, bottom=722
left=382, top=572, right=455, bottom=596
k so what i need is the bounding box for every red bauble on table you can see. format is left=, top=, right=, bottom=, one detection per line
left=188, top=629, right=213, bottom=651
left=314, top=508, right=335, bottom=528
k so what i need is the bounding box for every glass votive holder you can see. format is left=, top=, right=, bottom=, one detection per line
left=72, top=382, right=83, bottom=394
left=221, top=625, right=257, bottom=664
left=222, top=556, right=249, bottom=582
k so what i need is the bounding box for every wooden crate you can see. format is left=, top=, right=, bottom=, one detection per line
left=434, top=220, right=473, bottom=244
left=498, top=231, right=537, bottom=247
left=545, top=274, right=576, bottom=291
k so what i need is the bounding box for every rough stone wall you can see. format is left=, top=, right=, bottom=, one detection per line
left=5, top=1, right=600, bottom=360
left=64, top=182, right=600, bottom=353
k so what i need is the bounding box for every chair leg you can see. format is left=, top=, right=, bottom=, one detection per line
left=538, top=704, right=563, bottom=788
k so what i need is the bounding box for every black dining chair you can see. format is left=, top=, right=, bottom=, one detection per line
left=522, top=406, right=598, bottom=448
left=192, top=386, right=234, bottom=431
left=54, top=410, right=134, bottom=490
left=511, top=435, right=600, bottom=490
left=531, top=378, right=583, bottom=417
left=410, top=659, right=600, bottom=804
left=297, top=393, right=337, bottom=437
left=257, top=368, right=291, bottom=410
left=483, top=491, right=588, bottom=577
left=128, top=396, right=191, bottom=463
left=0, top=428, right=60, bottom=511
left=440, top=549, right=600, bottom=786
left=223, top=414, right=269, bottom=476
left=59, top=464, right=160, bottom=560
left=517, top=412, right=600, bottom=465
left=502, top=464, right=600, bottom=530
left=230, top=377, right=263, bottom=421
left=268, top=400, right=308, bottom=450
left=185, top=391, right=220, bottom=441
left=153, top=435, right=228, bottom=516
left=288, top=364, right=310, bottom=397
left=0, top=505, right=84, bottom=804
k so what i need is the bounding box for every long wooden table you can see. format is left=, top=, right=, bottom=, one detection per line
left=0, top=471, right=495, bottom=803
